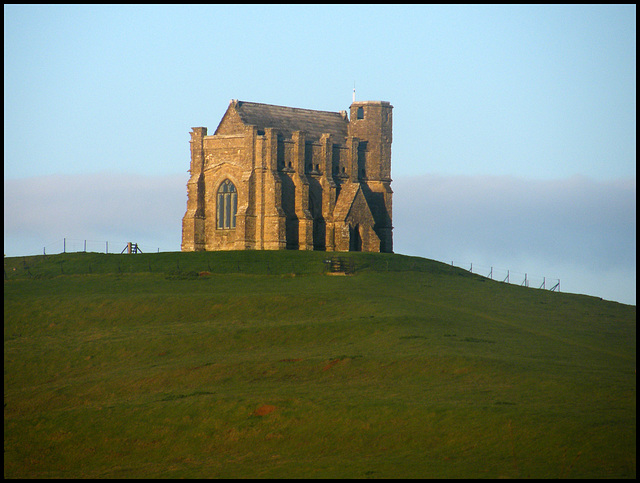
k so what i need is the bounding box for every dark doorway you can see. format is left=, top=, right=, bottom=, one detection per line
left=349, top=224, right=362, bottom=251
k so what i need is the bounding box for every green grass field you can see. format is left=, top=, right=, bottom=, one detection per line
left=4, top=251, right=636, bottom=478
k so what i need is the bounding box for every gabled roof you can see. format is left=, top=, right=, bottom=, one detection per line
left=217, top=100, right=349, bottom=141
left=333, top=183, right=375, bottom=225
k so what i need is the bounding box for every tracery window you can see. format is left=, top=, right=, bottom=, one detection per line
left=217, top=180, right=237, bottom=229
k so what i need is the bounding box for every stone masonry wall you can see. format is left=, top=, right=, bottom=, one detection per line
left=181, top=100, right=393, bottom=253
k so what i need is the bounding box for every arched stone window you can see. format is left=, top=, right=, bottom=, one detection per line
left=217, top=179, right=237, bottom=229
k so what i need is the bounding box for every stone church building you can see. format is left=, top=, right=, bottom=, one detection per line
left=181, top=99, right=393, bottom=252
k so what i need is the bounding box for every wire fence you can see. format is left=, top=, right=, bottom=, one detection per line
left=26, top=239, right=561, bottom=292
left=42, top=238, right=165, bottom=255
left=448, top=260, right=560, bottom=292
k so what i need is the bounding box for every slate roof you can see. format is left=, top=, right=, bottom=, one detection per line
left=232, top=100, right=349, bottom=141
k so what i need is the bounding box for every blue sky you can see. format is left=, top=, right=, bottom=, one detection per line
left=4, top=5, right=636, bottom=304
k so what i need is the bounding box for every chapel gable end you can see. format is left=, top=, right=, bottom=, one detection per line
left=214, top=100, right=246, bottom=136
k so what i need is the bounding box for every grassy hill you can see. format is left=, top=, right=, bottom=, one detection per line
left=4, top=251, right=636, bottom=478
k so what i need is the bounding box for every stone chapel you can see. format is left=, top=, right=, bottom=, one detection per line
left=181, top=99, right=393, bottom=252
